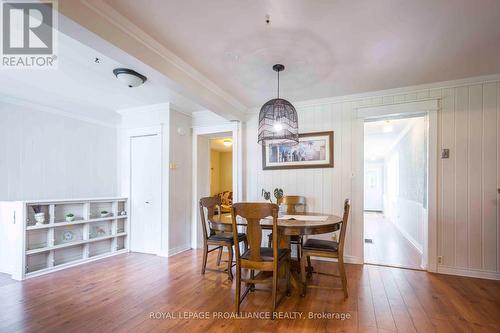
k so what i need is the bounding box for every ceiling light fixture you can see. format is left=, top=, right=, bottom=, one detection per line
left=257, top=64, right=299, bottom=145
left=383, top=120, right=393, bottom=133
left=223, top=139, right=233, bottom=147
left=113, top=68, right=147, bottom=88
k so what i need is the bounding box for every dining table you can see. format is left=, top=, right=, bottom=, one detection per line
left=217, top=212, right=343, bottom=293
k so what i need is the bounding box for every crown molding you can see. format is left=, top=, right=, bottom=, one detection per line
left=0, top=94, right=117, bottom=128
left=59, top=0, right=247, bottom=121
left=247, top=72, right=500, bottom=113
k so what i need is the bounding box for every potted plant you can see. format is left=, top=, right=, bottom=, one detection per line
left=32, top=205, right=45, bottom=225
left=65, top=213, right=75, bottom=222
left=261, top=188, right=284, bottom=203
left=100, top=210, right=109, bottom=217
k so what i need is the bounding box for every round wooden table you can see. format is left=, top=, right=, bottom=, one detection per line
left=219, top=212, right=342, bottom=237
left=218, top=212, right=343, bottom=293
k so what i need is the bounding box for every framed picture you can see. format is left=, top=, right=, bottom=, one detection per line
left=262, top=131, right=334, bottom=170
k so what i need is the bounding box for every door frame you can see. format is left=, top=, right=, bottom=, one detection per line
left=191, top=121, right=241, bottom=249
left=353, top=99, right=439, bottom=272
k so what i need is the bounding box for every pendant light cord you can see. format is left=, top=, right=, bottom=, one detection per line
left=277, top=70, right=280, bottom=99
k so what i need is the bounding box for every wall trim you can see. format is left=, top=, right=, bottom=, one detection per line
left=0, top=94, right=118, bottom=128
left=167, top=244, right=191, bottom=257
left=390, top=217, right=424, bottom=254
left=437, top=266, right=500, bottom=281
left=312, top=255, right=363, bottom=265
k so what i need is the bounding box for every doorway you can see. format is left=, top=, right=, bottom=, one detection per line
left=363, top=116, right=427, bottom=270
left=210, top=137, right=233, bottom=214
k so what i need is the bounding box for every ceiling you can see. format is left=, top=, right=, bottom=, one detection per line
left=364, top=117, right=419, bottom=161
left=0, top=28, right=204, bottom=124
left=210, top=138, right=233, bottom=152
left=103, top=0, right=500, bottom=108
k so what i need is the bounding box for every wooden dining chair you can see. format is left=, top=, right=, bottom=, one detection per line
left=199, top=196, right=247, bottom=280
left=231, top=203, right=291, bottom=314
left=268, top=196, right=306, bottom=262
left=300, top=199, right=351, bottom=298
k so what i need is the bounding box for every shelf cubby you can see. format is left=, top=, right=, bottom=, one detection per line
left=54, top=203, right=85, bottom=223
left=54, top=225, right=84, bottom=246
left=89, top=239, right=112, bottom=257
left=26, top=229, right=49, bottom=251
left=89, top=201, right=114, bottom=219
left=54, top=245, right=84, bottom=266
left=26, top=252, right=49, bottom=273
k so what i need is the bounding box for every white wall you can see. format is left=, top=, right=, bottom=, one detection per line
left=243, top=75, right=500, bottom=279
left=0, top=101, right=117, bottom=200
left=384, top=117, right=426, bottom=253
left=168, top=110, right=192, bottom=255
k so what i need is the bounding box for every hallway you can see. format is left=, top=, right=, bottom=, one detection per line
left=364, top=212, right=423, bottom=270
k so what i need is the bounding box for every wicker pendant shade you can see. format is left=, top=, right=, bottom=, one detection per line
left=258, top=64, right=299, bottom=145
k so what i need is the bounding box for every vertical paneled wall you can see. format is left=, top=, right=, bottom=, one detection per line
left=244, top=78, right=500, bottom=276
left=0, top=102, right=118, bottom=200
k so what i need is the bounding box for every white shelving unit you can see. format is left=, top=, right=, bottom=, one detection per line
left=0, top=197, right=128, bottom=280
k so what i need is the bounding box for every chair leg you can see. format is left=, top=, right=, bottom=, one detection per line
left=286, top=257, right=291, bottom=296
left=243, top=239, right=248, bottom=252
left=296, top=242, right=301, bottom=262
left=306, top=255, right=313, bottom=278
left=250, top=269, right=255, bottom=291
left=300, top=251, right=307, bottom=297
left=338, top=257, right=348, bottom=299
left=227, top=245, right=234, bottom=281
left=268, top=233, right=272, bottom=248
left=271, top=268, right=278, bottom=317
left=216, top=247, right=223, bottom=266
left=235, top=263, right=241, bottom=313
left=201, top=243, right=208, bottom=275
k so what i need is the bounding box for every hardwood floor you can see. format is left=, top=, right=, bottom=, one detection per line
left=364, top=212, right=423, bottom=270
left=0, top=251, right=499, bottom=332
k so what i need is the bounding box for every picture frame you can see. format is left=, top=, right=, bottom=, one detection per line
left=262, top=131, right=334, bottom=170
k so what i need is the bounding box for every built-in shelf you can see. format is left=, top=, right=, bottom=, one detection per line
left=26, top=233, right=128, bottom=255
left=26, top=215, right=127, bottom=230
left=0, top=197, right=129, bottom=280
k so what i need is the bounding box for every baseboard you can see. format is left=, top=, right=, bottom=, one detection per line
left=168, top=244, right=191, bottom=257
left=311, top=255, right=363, bottom=265
left=437, top=265, right=500, bottom=281
left=390, top=219, right=423, bottom=254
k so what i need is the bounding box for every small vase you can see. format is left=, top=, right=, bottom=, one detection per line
left=34, top=213, right=45, bottom=225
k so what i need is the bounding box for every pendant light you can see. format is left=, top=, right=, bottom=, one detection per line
left=257, top=64, right=299, bottom=145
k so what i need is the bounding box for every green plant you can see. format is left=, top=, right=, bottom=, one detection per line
left=261, top=188, right=284, bottom=203
left=65, top=213, right=74, bottom=217
left=101, top=210, right=108, bottom=214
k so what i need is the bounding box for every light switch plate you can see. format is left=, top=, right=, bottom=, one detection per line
left=441, top=149, right=450, bottom=159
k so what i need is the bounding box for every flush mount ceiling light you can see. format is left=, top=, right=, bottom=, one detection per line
left=383, top=120, right=394, bottom=133
left=223, top=139, right=233, bottom=147
left=113, top=68, right=147, bottom=88
left=257, top=64, right=299, bottom=145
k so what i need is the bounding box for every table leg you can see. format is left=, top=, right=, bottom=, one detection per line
left=277, top=232, right=304, bottom=294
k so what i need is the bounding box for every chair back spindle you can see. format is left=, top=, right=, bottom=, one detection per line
left=338, top=199, right=351, bottom=256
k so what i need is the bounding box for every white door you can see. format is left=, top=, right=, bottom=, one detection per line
left=364, top=163, right=384, bottom=211
left=130, top=134, right=162, bottom=254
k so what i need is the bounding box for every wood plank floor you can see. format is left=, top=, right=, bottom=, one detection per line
left=0, top=251, right=499, bottom=333
left=364, top=212, right=423, bottom=270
